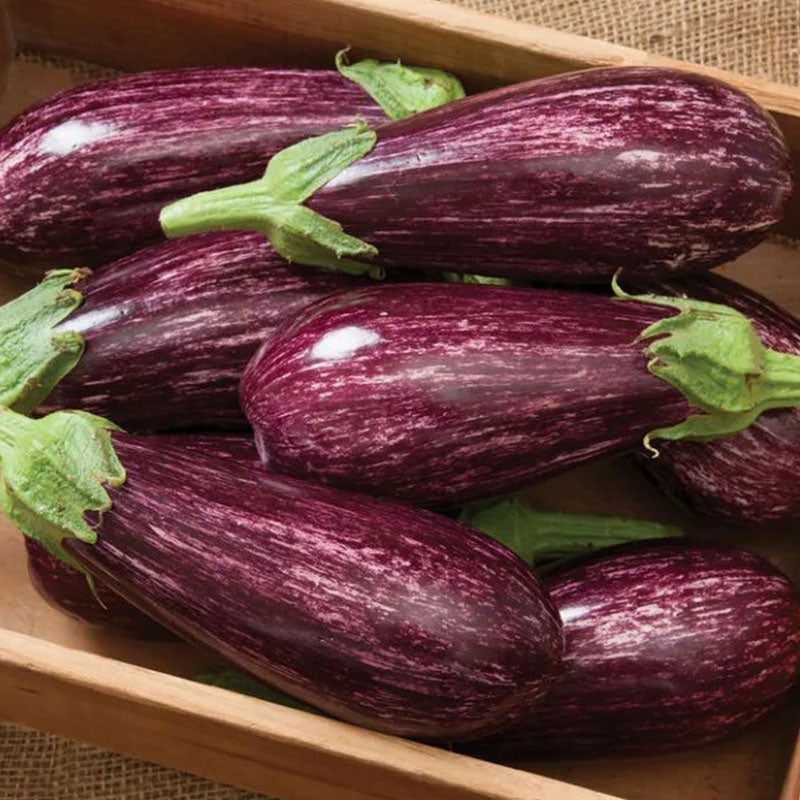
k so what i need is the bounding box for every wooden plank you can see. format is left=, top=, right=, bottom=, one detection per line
left=9, top=0, right=800, bottom=238
left=781, top=719, right=800, bottom=800
left=6, top=0, right=799, bottom=104
left=0, top=628, right=622, bottom=800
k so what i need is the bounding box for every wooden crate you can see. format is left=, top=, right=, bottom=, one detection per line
left=0, top=2, right=799, bottom=799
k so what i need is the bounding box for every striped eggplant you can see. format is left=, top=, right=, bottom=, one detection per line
left=636, top=272, right=800, bottom=524
left=239, top=281, right=800, bottom=506
left=162, top=66, right=792, bottom=284
left=0, top=407, right=562, bottom=739
left=0, top=60, right=463, bottom=270
left=25, top=540, right=168, bottom=638
left=0, top=232, right=368, bottom=430
left=24, top=433, right=256, bottom=636
left=28, top=482, right=676, bottom=639
left=467, top=541, right=800, bottom=757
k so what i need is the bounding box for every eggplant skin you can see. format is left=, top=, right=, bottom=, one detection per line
left=311, top=67, right=792, bottom=283
left=240, top=282, right=690, bottom=506
left=64, top=433, right=563, bottom=740
left=25, top=540, right=169, bottom=638
left=466, top=541, right=800, bottom=758
left=42, top=232, right=367, bottom=431
left=24, top=434, right=257, bottom=636
left=0, top=67, right=384, bottom=269
left=640, top=273, right=800, bottom=524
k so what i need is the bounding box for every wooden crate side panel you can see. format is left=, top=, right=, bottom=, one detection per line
left=7, top=0, right=800, bottom=105
left=781, top=726, right=800, bottom=800
left=0, top=629, right=622, bottom=800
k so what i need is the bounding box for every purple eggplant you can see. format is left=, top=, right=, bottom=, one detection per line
left=467, top=541, right=800, bottom=757
left=0, top=61, right=463, bottom=269
left=0, top=232, right=368, bottom=430
left=163, top=67, right=792, bottom=284
left=636, top=273, right=800, bottom=524
left=239, top=281, right=800, bottom=506
left=25, top=540, right=169, bottom=638
left=24, top=433, right=257, bottom=636
left=0, top=407, right=562, bottom=740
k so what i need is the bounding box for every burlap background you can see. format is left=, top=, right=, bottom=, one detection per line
left=1, top=1, right=798, bottom=798
left=456, top=0, right=800, bottom=86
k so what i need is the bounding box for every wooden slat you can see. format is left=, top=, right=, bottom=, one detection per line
left=0, top=628, right=622, bottom=800
left=781, top=717, right=800, bottom=800
left=6, top=0, right=800, bottom=104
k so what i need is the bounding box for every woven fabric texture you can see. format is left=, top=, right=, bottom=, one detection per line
left=454, top=0, right=800, bottom=86
left=0, top=723, right=265, bottom=800
left=2, top=1, right=798, bottom=798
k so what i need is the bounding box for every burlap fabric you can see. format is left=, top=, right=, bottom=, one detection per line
left=456, top=0, right=800, bottom=86
left=2, top=1, right=798, bottom=798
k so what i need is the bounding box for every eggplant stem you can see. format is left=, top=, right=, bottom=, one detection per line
left=160, top=125, right=382, bottom=277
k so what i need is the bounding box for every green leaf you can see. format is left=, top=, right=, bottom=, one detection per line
left=335, top=50, right=465, bottom=121
left=265, top=203, right=383, bottom=277
left=0, top=269, right=88, bottom=413
left=261, top=122, right=377, bottom=204
left=0, top=407, right=125, bottom=570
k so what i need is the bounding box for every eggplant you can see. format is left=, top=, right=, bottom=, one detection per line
left=467, top=541, right=800, bottom=757
left=0, top=60, right=463, bottom=269
left=25, top=540, right=169, bottom=638
left=162, top=67, right=792, bottom=284
left=24, top=433, right=257, bottom=636
left=636, top=272, right=800, bottom=524
left=0, top=407, right=562, bottom=740
left=0, top=232, right=368, bottom=429
left=239, top=281, right=800, bottom=506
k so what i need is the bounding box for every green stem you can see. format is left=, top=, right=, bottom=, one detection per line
left=759, top=349, right=800, bottom=407
left=0, top=269, right=88, bottom=413
left=460, top=497, right=681, bottom=573
left=159, top=180, right=268, bottom=237
left=160, top=125, right=382, bottom=277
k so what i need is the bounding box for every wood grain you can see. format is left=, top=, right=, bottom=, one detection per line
left=0, top=626, right=622, bottom=800
left=781, top=723, right=800, bottom=800
left=5, top=0, right=798, bottom=101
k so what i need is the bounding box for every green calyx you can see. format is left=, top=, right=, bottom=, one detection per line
left=613, top=275, right=800, bottom=453
left=460, top=496, right=681, bottom=574
left=0, top=269, right=88, bottom=413
left=0, top=406, right=125, bottom=570
left=335, top=49, right=465, bottom=121
left=160, top=123, right=383, bottom=277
